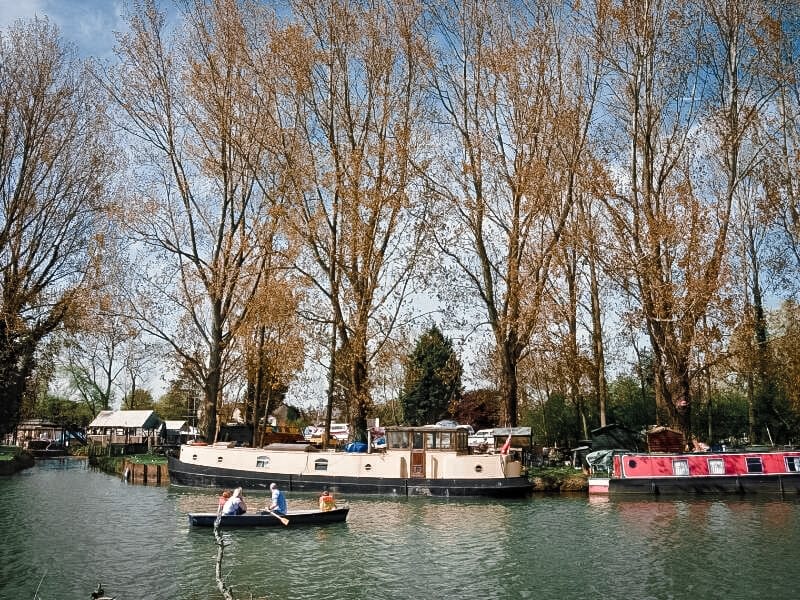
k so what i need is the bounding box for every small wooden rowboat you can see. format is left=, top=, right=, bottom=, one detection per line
left=188, top=506, right=349, bottom=527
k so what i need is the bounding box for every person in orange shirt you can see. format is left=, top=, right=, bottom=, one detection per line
left=319, top=488, right=336, bottom=511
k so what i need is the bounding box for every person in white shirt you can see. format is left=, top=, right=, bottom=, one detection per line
left=222, top=487, right=247, bottom=515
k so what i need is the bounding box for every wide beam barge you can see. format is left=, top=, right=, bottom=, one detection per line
left=168, top=426, right=532, bottom=498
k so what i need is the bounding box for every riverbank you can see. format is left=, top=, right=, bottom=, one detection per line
left=91, top=453, right=169, bottom=484
left=0, top=446, right=35, bottom=475
left=529, top=467, right=588, bottom=493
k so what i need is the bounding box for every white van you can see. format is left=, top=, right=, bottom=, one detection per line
left=329, top=423, right=349, bottom=441
left=468, top=429, right=495, bottom=448
left=309, top=423, right=350, bottom=444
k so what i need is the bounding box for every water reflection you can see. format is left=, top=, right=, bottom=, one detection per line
left=3, top=462, right=800, bottom=599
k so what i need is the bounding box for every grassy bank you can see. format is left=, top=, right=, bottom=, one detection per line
left=529, top=466, right=588, bottom=493
left=93, top=453, right=167, bottom=475
left=0, top=445, right=35, bottom=475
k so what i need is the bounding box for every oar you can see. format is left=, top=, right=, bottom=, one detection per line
left=265, top=509, right=289, bottom=526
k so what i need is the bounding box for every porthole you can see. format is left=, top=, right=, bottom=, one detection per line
left=628, top=459, right=637, bottom=468
left=192, top=454, right=198, bottom=460
left=364, top=463, right=372, bottom=471
left=475, top=465, right=483, bottom=473
left=217, top=456, right=223, bottom=463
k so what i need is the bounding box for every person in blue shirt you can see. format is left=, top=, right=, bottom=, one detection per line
left=268, top=482, right=287, bottom=515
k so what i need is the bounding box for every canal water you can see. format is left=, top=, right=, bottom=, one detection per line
left=2, top=459, right=799, bottom=600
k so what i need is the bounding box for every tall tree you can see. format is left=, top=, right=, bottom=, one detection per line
left=239, top=277, right=305, bottom=446
left=704, top=0, right=782, bottom=444
left=0, top=18, right=113, bottom=436
left=399, top=326, right=463, bottom=425
left=597, top=0, right=766, bottom=443
left=269, top=0, right=431, bottom=441
left=103, top=0, right=285, bottom=440
left=426, top=0, right=597, bottom=426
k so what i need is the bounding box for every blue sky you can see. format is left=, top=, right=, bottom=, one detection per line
left=0, top=0, right=123, bottom=58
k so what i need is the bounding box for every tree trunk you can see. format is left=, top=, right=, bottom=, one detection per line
left=588, top=252, right=608, bottom=428
left=499, top=342, right=519, bottom=427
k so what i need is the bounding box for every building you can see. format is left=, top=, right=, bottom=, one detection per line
left=87, top=410, right=162, bottom=448
left=161, top=420, right=200, bottom=446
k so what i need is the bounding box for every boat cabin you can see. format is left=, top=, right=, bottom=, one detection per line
left=385, top=426, right=469, bottom=453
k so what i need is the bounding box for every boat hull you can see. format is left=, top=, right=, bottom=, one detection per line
left=168, top=455, right=531, bottom=498
left=604, top=473, right=800, bottom=495
left=188, top=507, right=349, bottom=527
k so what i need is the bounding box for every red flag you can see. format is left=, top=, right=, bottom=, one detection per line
left=500, top=431, right=512, bottom=455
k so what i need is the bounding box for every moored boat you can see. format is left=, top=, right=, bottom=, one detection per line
left=25, top=439, right=68, bottom=458
left=168, top=425, right=532, bottom=498
left=587, top=448, right=800, bottom=495
left=188, top=506, right=350, bottom=527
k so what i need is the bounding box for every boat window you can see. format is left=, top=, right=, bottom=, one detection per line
left=672, top=459, right=689, bottom=476
left=364, top=463, right=372, bottom=471
left=412, top=432, right=424, bottom=450
left=708, top=458, right=725, bottom=475
left=455, top=430, right=468, bottom=451
left=217, top=456, right=223, bottom=463
left=256, top=456, right=269, bottom=468
left=425, top=432, right=437, bottom=449
left=314, top=458, right=329, bottom=472
left=746, top=457, right=763, bottom=473
left=439, top=432, right=452, bottom=449
left=475, top=465, right=483, bottom=473
left=387, top=431, right=409, bottom=449
left=786, top=457, right=800, bottom=472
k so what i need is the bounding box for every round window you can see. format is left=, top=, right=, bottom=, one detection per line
left=475, top=465, right=483, bottom=473
left=217, top=456, right=223, bottom=463
left=364, top=464, right=372, bottom=471
left=192, top=454, right=198, bottom=460
left=628, top=459, right=637, bottom=468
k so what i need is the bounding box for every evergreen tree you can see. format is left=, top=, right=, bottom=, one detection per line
left=399, top=327, right=463, bottom=425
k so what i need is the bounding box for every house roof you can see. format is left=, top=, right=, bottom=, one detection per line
left=164, top=420, right=188, bottom=431
left=88, top=410, right=161, bottom=429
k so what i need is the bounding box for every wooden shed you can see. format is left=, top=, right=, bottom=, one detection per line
left=87, top=410, right=162, bottom=448
left=646, top=426, right=685, bottom=453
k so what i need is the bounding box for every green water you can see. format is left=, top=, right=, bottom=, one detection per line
left=2, top=459, right=799, bottom=600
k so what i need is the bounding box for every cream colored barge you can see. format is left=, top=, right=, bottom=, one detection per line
left=168, top=426, right=531, bottom=498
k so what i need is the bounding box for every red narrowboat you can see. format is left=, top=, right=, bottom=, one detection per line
left=587, top=449, right=800, bottom=495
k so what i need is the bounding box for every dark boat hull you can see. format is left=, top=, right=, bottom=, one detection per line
left=168, top=455, right=531, bottom=498
left=188, top=507, right=349, bottom=527
left=609, top=473, right=800, bottom=495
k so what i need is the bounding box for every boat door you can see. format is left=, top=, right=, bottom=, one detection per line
left=410, top=430, right=425, bottom=478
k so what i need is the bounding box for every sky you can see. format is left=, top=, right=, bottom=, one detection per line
left=0, top=0, right=123, bottom=58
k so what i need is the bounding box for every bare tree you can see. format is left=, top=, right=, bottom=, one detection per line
left=0, top=18, right=114, bottom=436
left=267, top=0, right=431, bottom=440
left=102, top=0, right=285, bottom=440
left=425, top=0, right=598, bottom=426
left=598, top=0, right=772, bottom=442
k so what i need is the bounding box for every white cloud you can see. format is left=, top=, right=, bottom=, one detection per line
left=0, top=0, right=123, bottom=58
left=0, top=0, right=47, bottom=28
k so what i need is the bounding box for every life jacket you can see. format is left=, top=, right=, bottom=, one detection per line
left=320, top=494, right=336, bottom=511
